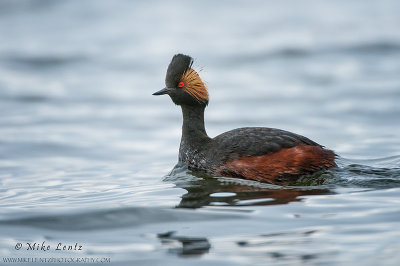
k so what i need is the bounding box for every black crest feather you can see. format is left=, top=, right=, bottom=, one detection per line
left=165, top=54, right=193, bottom=88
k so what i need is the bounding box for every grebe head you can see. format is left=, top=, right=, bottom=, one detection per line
left=153, top=54, right=209, bottom=106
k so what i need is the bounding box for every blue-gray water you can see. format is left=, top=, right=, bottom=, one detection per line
left=1, top=0, right=400, bottom=265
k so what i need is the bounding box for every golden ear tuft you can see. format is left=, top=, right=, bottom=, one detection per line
left=180, top=68, right=209, bottom=104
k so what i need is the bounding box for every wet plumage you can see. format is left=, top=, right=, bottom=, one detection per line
left=153, top=54, right=336, bottom=183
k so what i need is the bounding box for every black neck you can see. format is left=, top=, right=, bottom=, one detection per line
left=181, top=104, right=209, bottom=143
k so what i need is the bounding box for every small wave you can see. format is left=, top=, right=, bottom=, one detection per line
left=225, top=41, right=400, bottom=66
left=157, top=231, right=211, bottom=256
left=0, top=206, right=242, bottom=231
left=9, top=94, right=49, bottom=103
left=0, top=0, right=57, bottom=15
left=331, top=155, right=400, bottom=189
left=3, top=53, right=88, bottom=69
left=339, top=155, right=400, bottom=168
left=343, top=42, right=400, bottom=54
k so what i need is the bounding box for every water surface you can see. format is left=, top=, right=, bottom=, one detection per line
left=0, top=0, right=400, bottom=265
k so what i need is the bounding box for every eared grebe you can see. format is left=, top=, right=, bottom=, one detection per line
left=153, top=54, right=336, bottom=183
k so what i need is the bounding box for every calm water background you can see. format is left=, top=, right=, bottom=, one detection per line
left=0, top=0, right=400, bottom=265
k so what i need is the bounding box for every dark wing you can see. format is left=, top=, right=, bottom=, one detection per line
left=210, top=127, right=320, bottom=162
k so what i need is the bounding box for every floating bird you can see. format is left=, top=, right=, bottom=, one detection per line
left=153, top=54, right=336, bottom=183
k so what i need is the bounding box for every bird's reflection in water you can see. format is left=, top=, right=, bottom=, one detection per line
left=164, top=164, right=334, bottom=208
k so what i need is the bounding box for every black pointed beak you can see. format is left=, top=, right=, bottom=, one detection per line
left=152, top=87, right=172, bottom=96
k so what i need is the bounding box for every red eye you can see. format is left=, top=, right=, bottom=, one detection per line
left=178, top=82, right=184, bottom=87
